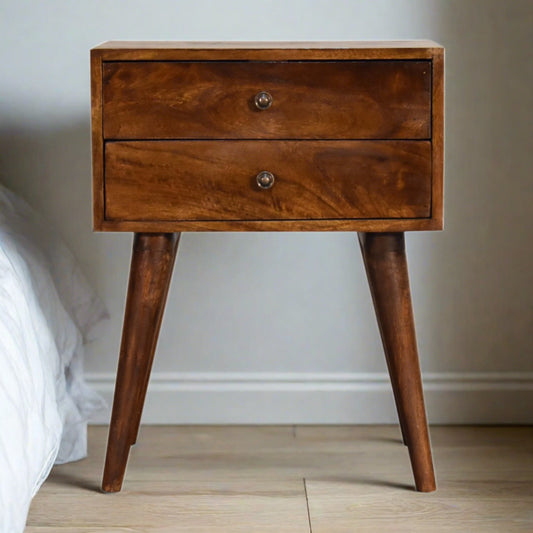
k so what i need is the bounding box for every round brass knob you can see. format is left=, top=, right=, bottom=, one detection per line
left=254, top=91, right=273, bottom=110
left=256, top=171, right=275, bottom=189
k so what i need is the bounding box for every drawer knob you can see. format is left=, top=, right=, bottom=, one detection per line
left=254, top=91, right=273, bottom=110
left=256, top=171, right=275, bottom=189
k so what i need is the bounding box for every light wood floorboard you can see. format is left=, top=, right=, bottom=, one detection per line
left=26, top=426, right=533, bottom=532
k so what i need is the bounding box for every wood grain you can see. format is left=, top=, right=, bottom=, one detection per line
left=103, top=61, right=431, bottom=140
left=102, top=233, right=179, bottom=493
left=89, top=42, right=445, bottom=499
left=94, top=40, right=443, bottom=49
left=26, top=426, right=533, bottom=532
left=91, top=41, right=443, bottom=62
left=90, top=49, right=104, bottom=232
left=91, top=42, right=444, bottom=232
left=431, top=48, right=445, bottom=229
left=24, top=526, right=137, bottom=533
left=104, top=140, right=431, bottom=222
left=95, top=217, right=442, bottom=233
left=358, top=233, right=435, bottom=492
left=29, top=480, right=310, bottom=532
left=305, top=479, right=533, bottom=533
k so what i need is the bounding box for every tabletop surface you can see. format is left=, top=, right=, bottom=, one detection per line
left=93, top=40, right=443, bottom=50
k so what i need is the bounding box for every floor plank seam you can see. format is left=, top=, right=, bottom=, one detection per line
left=303, top=477, right=313, bottom=533
left=26, top=427, right=533, bottom=530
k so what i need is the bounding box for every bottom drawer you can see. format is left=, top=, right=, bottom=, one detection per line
left=104, top=140, right=431, bottom=222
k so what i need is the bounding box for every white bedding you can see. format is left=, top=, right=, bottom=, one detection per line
left=0, top=185, right=107, bottom=533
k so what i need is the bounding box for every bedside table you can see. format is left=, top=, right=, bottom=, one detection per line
left=91, top=41, right=444, bottom=493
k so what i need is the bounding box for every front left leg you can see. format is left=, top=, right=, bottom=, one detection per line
left=102, top=232, right=180, bottom=493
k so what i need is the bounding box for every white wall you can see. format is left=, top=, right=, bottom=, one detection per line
left=1, top=0, right=532, bottom=423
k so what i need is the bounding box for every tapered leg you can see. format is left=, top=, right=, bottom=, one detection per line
left=102, top=233, right=180, bottom=493
left=129, top=233, right=181, bottom=446
left=359, top=234, right=409, bottom=447
left=358, top=232, right=436, bottom=492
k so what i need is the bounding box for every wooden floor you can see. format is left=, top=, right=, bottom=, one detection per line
left=26, top=426, right=533, bottom=532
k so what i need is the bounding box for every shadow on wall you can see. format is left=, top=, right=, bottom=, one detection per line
left=408, top=0, right=533, bottom=374
left=1, top=0, right=532, bottom=389
left=0, top=118, right=121, bottom=296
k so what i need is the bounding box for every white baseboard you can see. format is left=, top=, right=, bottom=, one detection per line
left=86, top=371, right=533, bottom=424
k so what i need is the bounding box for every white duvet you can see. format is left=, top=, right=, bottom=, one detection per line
left=0, top=185, right=107, bottom=533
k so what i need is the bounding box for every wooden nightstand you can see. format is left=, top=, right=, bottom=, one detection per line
left=91, top=41, right=444, bottom=493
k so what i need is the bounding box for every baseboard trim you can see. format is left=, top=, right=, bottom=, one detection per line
left=86, top=371, right=533, bottom=424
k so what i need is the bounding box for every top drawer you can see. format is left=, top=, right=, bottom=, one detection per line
left=102, top=61, right=431, bottom=140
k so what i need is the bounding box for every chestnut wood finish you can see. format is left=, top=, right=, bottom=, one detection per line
left=92, top=40, right=442, bottom=60
left=359, top=233, right=435, bottom=491
left=102, top=233, right=179, bottom=493
left=91, top=43, right=443, bottom=233
left=103, top=61, right=431, bottom=140
left=105, top=140, right=431, bottom=222
left=91, top=42, right=443, bottom=495
left=95, top=217, right=441, bottom=233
